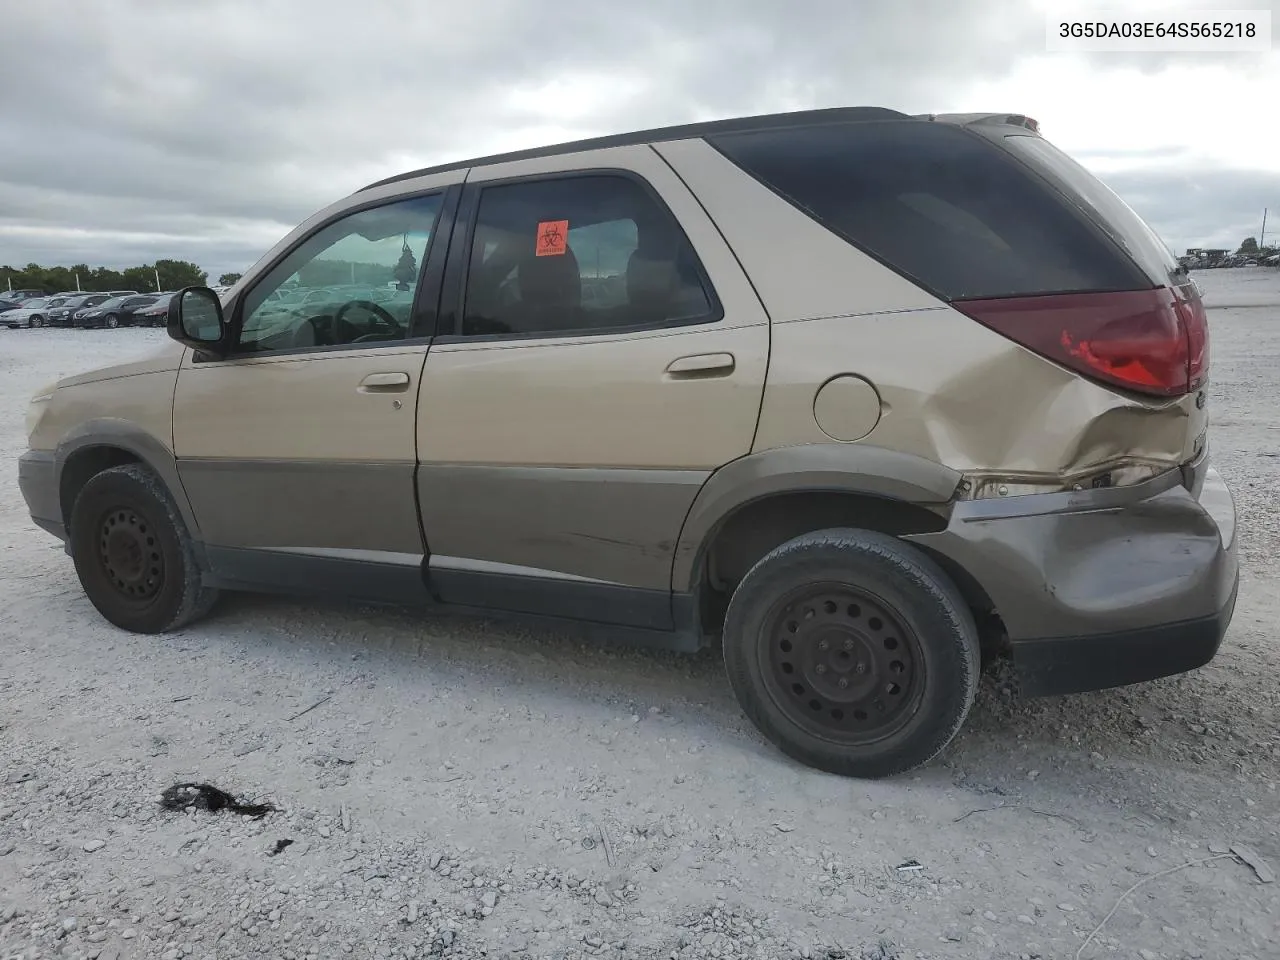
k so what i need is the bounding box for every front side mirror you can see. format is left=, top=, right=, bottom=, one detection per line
left=168, top=287, right=229, bottom=355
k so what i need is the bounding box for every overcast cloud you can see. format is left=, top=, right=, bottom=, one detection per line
left=1, top=0, right=1277, bottom=278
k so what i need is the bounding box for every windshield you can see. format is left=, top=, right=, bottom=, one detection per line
left=1004, top=134, right=1179, bottom=282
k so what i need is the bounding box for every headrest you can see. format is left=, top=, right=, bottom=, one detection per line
left=517, top=243, right=581, bottom=310
left=626, top=250, right=679, bottom=315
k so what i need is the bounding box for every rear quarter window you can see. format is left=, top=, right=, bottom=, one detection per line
left=1002, top=133, right=1180, bottom=284
left=708, top=121, right=1149, bottom=300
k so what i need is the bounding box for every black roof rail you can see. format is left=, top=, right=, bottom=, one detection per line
left=358, top=105, right=912, bottom=192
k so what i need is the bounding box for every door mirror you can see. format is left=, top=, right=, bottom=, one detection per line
left=168, top=287, right=229, bottom=356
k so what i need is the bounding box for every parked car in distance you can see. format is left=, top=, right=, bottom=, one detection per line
left=74, top=295, right=159, bottom=329
left=3, top=297, right=67, bottom=329
left=1, top=289, right=46, bottom=303
left=1, top=290, right=48, bottom=314
left=48, top=294, right=108, bottom=328
left=132, top=293, right=177, bottom=327
left=18, top=107, right=1237, bottom=779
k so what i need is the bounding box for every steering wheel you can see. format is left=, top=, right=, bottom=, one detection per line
left=290, top=313, right=332, bottom=348
left=334, top=299, right=400, bottom=342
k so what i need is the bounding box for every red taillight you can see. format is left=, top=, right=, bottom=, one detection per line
left=953, top=287, right=1205, bottom=398
left=1173, top=280, right=1209, bottom=391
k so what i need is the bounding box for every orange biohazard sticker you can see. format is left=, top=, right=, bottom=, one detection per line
left=536, top=220, right=569, bottom=256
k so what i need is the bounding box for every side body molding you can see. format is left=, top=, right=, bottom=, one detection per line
left=54, top=419, right=201, bottom=539
left=670, top=442, right=962, bottom=592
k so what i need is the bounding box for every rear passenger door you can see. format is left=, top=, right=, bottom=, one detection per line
left=417, top=146, right=769, bottom=629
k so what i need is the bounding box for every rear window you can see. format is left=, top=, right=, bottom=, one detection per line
left=708, top=121, right=1148, bottom=300
left=1002, top=133, right=1179, bottom=283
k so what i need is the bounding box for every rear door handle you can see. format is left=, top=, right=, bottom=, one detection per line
left=665, top=353, right=735, bottom=378
left=359, top=371, right=411, bottom=392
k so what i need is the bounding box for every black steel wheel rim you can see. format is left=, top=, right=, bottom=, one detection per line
left=97, top=507, right=164, bottom=601
left=759, top=582, right=924, bottom=745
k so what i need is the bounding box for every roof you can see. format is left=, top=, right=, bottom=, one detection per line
left=358, top=105, right=912, bottom=192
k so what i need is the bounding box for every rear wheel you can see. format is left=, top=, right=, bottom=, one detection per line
left=722, top=528, right=979, bottom=778
left=70, top=463, right=219, bottom=633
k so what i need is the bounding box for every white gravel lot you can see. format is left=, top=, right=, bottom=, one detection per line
left=2, top=269, right=1278, bottom=960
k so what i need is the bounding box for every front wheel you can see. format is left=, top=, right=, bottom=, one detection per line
left=30, top=315, right=44, bottom=328
left=69, top=463, right=219, bottom=633
left=105, top=314, right=120, bottom=329
left=722, top=528, right=980, bottom=779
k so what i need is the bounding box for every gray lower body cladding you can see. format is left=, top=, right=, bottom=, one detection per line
left=18, top=450, right=63, bottom=540
left=906, top=456, right=1238, bottom=696
left=21, top=445, right=1240, bottom=695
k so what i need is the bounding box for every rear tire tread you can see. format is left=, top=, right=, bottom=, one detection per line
left=722, top=527, right=979, bottom=779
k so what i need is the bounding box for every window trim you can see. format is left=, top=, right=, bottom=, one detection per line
left=706, top=122, right=1153, bottom=304
left=435, top=167, right=724, bottom=345
left=210, top=184, right=461, bottom=362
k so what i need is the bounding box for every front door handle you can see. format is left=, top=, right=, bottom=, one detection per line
left=359, top=371, right=411, bottom=392
left=665, top=353, right=735, bottom=378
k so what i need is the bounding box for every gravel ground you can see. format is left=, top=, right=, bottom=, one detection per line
left=2, top=268, right=1278, bottom=960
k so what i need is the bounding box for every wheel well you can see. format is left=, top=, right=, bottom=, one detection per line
left=60, top=446, right=143, bottom=526
left=695, top=491, right=1003, bottom=650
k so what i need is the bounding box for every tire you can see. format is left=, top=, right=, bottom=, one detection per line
left=105, top=314, right=120, bottom=329
left=722, top=528, right=979, bottom=779
left=30, top=315, right=44, bottom=328
left=69, top=463, right=219, bottom=633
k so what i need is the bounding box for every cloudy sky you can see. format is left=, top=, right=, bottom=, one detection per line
left=1, top=0, right=1277, bottom=278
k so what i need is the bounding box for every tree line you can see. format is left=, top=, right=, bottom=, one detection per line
left=1237, top=238, right=1276, bottom=256
left=1, top=260, right=243, bottom=295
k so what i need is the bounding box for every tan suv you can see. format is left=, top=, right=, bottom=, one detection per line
left=19, top=107, right=1239, bottom=778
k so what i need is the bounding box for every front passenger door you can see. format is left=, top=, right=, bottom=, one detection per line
left=172, top=184, right=458, bottom=601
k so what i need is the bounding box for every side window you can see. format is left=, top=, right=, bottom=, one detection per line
left=237, top=193, right=444, bottom=354
left=460, top=174, right=715, bottom=338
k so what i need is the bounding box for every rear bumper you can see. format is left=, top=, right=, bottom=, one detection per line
left=1009, top=577, right=1237, bottom=696
left=907, top=456, right=1238, bottom=696
left=18, top=449, right=65, bottom=541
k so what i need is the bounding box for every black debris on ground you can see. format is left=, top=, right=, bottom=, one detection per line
left=158, top=782, right=275, bottom=818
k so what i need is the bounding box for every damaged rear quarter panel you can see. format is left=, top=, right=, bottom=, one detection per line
left=761, top=307, right=1202, bottom=487
left=657, top=138, right=1203, bottom=486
